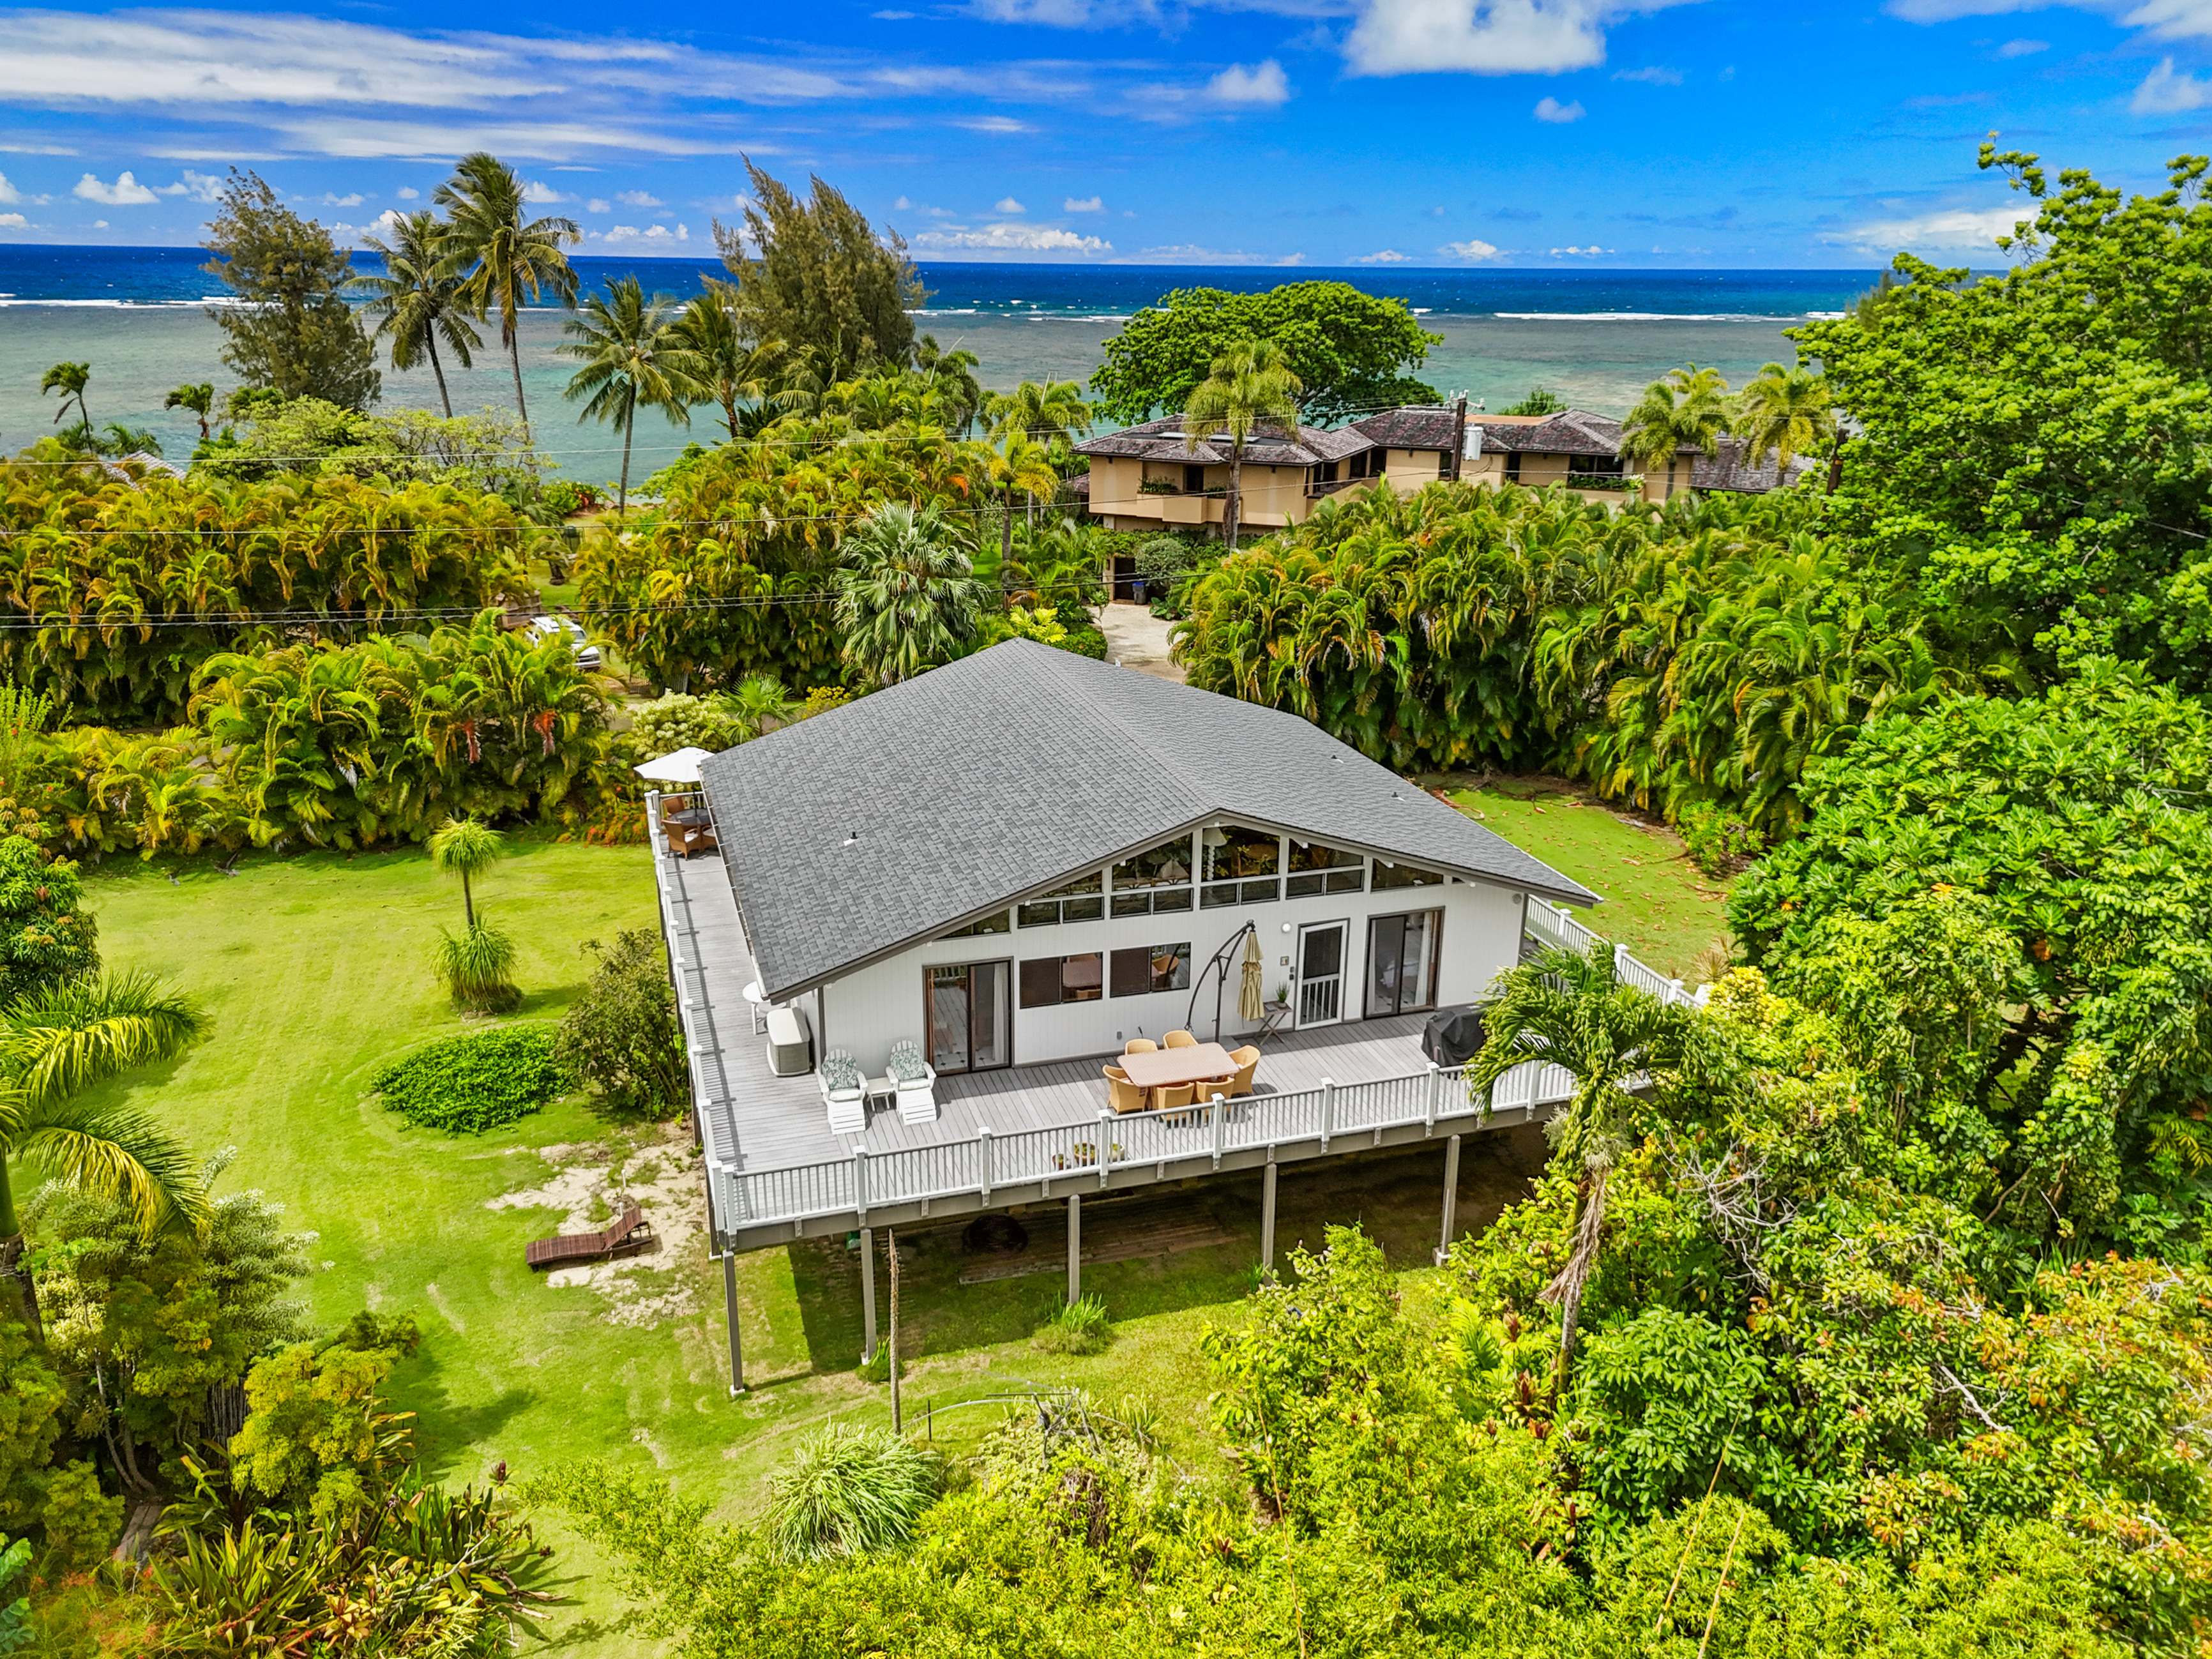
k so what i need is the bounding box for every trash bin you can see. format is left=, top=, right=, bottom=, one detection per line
left=1132, top=579, right=1148, bottom=604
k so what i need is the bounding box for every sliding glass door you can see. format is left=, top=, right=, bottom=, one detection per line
left=928, top=961, right=1010, bottom=1073
left=1366, top=910, right=1441, bottom=1018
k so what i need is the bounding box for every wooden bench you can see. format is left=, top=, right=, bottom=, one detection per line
left=525, top=1204, right=650, bottom=1269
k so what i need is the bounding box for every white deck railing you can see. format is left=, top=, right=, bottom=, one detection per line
left=649, top=793, right=1708, bottom=1240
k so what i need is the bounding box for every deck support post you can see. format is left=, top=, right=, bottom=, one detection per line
left=860, top=1225, right=878, bottom=1363
left=1319, top=1077, right=1336, bottom=1154
left=978, top=1126, right=994, bottom=1204
left=1098, top=1109, right=1113, bottom=1190
left=1434, top=1134, right=1462, bottom=1266
left=1423, top=1060, right=1439, bottom=1134
left=1066, top=1193, right=1082, bottom=1305
left=1261, top=1158, right=1277, bottom=1273
left=721, top=1254, right=746, bottom=1395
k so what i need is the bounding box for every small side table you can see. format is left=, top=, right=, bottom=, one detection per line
left=863, top=1075, right=898, bottom=1112
left=1255, top=999, right=1293, bottom=1046
left=741, top=979, right=769, bottom=1034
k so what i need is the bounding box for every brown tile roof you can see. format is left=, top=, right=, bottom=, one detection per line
left=1687, top=436, right=1819, bottom=493
left=1074, top=416, right=1371, bottom=469
left=1349, top=407, right=1460, bottom=451
left=1470, top=409, right=1624, bottom=458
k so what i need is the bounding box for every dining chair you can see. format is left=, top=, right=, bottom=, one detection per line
left=1153, top=1080, right=1197, bottom=1114
left=1102, top=1063, right=1131, bottom=1084
left=1163, top=1029, right=1197, bottom=1049
left=1125, top=1037, right=1158, bottom=1054
left=1226, top=1045, right=1261, bottom=1097
left=1108, top=1075, right=1150, bottom=1114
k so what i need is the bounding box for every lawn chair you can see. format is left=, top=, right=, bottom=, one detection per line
left=822, top=1049, right=867, bottom=1134
left=525, top=1204, right=650, bottom=1269
left=887, top=1038, right=938, bottom=1125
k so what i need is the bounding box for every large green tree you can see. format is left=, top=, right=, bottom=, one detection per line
left=201, top=170, right=380, bottom=411
left=716, top=161, right=922, bottom=380
left=1089, top=281, right=1441, bottom=426
left=1618, top=363, right=1730, bottom=479
left=835, top=503, right=978, bottom=686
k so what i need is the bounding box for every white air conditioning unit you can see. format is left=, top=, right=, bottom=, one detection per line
left=765, top=1004, right=814, bottom=1077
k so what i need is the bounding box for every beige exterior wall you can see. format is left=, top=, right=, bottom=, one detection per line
left=1084, top=457, right=1324, bottom=534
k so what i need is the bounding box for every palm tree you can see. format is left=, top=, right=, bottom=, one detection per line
left=985, top=379, right=1092, bottom=448
left=729, top=674, right=794, bottom=739
left=916, top=336, right=986, bottom=436
left=1464, top=941, right=1692, bottom=1388
left=1619, top=365, right=1731, bottom=491
left=835, top=503, right=979, bottom=687
left=561, top=276, right=696, bottom=512
left=666, top=278, right=785, bottom=441
left=163, top=383, right=215, bottom=442
left=40, top=362, right=91, bottom=435
left=0, top=972, right=207, bottom=1341
left=1182, top=341, right=1301, bottom=552
left=354, top=209, right=483, bottom=419
left=1735, top=362, right=1837, bottom=489
left=436, top=153, right=580, bottom=438
left=428, top=814, right=503, bottom=929
left=97, top=424, right=161, bottom=459
left=988, top=431, right=1059, bottom=570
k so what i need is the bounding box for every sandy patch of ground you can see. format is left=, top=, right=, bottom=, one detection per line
left=1096, top=603, right=1185, bottom=683
left=487, top=1123, right=709, bottom=1328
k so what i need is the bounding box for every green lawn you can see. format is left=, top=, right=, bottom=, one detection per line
left=59, top=776, right=1718, bottom=1651
left=1436, top=776, right=1734, bottom=980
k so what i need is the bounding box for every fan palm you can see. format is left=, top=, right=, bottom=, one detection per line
left=164, top=383, right=215, bottom=442
left=666, top=278, right=785, bottom=442
left=1619, top=365, right=1731, bottom=482
left=1182, top=342, right=1301, bottom=552
left=354, top=209, right=483, bottom=418
left=0, top=971, right=208, bottom=1340
left=40, top=362, right=91, bottom=433
left=1736, top=362, right=1837, bottom=487
left=561, top=276, right=697, bottom=511
left=1464, top=941, right=1692, bottom=1387
left=835, top=503, right=979, bottom=687
left=436, top=153, right=580, bottom=437
left=428, top=814, right=504, bottom=928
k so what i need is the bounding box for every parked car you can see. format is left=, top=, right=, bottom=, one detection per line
left=527, top=613, right=601, bottom=669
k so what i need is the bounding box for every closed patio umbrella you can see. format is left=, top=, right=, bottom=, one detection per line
left=1239, top=928, right=1265, bottom=1022
left=634, top=746, right=713, bottom=785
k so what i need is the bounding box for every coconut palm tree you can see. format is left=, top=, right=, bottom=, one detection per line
left=835, top=503, right=979, bottom=687
left=988, top=431, right=1059, bottom=570
left=1736, top=361, right=1837, bottom=487
left=666, top=278, right=785, bottom=442
left=1182, top=341, right=1301, bottom=552
left=1619, top=364, right=1731, bottom=488
left=985, top=379, right=1092, bottom=448
left=428, top=814, right=503, bottom=929
left=0, top=972, right=207, bottom=1341
left=436, top=153, right=580, bottom=438
left=40, top=362, right=91, bottom=435
left=916, top=336, right=986, bottom=436
left=561, top=276, right=696, bottom=512
left=354, top=210, right=483, bottom=419
left=1464, top=941, right=1692, bottom=1388
left=163, top=383, right=215, bottom=443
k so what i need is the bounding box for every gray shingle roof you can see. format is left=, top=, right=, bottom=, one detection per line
left=1472, top=409, right=1624, bottom=458
left=1350, top=407, right=1460, bottom=451
left=1688, top=436, right=1818, bottom=493
left=699, top=640, right=1600, bottom=1000
left=1074, top=416, right=1372, bottom=469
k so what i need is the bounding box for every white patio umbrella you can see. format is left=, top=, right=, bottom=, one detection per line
left=633, top=746, right=713, bottom=785
left=1239, top=928, right=1266, bottom=1022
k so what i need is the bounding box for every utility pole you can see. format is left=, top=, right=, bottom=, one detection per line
left=1450, top=396, right=1469, bottom=483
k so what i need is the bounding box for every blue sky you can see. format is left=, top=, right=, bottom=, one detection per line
left=0, top=0, right=2209, bottom=264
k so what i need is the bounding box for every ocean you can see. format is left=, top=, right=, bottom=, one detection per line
left=0, top=245, right=1878, bottom=487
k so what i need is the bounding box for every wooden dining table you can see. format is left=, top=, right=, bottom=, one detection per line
left=1116, top=1042, right=1238, bottom=1093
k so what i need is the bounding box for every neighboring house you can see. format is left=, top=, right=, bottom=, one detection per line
left=1462, top=410, right=1819, bottom=503
left=648, top=640, right=1705, bottom=1387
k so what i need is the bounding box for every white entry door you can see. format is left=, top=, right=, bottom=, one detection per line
left=1295, top=921, right=1348, bottom=1028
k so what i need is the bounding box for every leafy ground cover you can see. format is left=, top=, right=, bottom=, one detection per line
left=370, top=1025, right=568, bottom=1133
left=1437, top=775, right=1732, bottom=979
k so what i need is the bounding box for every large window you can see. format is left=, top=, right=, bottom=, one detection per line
left=941, top=909, right=1011, bottom=939
left=1111, top=835, right=1194, bottom=918
left=1201, top=826, right=1280, bottom=909
left=1110, top=942, right=1190, bottom=998
left=1367, top=911, right=1441, bottom=1017
left=1372, top=859, right=1446, bottom=891
left=928, top=961, right=1010, bottom=1073
left=1286, top=839, right=1364, bottom=897
left=1019, top=872, right=1103, bottom=928
left=1020, top=952, right=1103, bottom=1008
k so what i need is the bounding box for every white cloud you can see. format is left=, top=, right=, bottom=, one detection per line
left=995, top=194, right=1026, bottom=212
left=1549, top=243, right=1611, bottom=254
left=1534, top=94, right=1585, bottom=120
left=368, top=207, right=404, bottom=236
left=0, top=213, right=26, bottom=228
left=911, top=221, right=1110, bottom=252
left=153, top=169, right=225, bottom=202
left=73, top=169, right=158, bottom=204
left=874, top=8, right=915, bottom=15
left=396, top=185, right=420, bottom=199
left=91, top=218, right=107, bottom=227
left=1357, top=248, right=1411, bottom=261
left=2121, top=0, right=2212, bottom=38
left=1997, top=34, right=2049, bottom=50
left=2133, top=55, right=2212, bottom=110
left=957, top=116, right=1033, bottom=133
left=520, top=179, right=568, bottom=202
left=319, top=190, right=366, bottom=206
left=1347, top=0, right=1662, bottom=77
left=585, top=197, right=609, bottom=212
left=616, top=188, right=663, bottom=207
left=1824, top=204, right=2032, bottom=251
left=1207, top=59, right=1292, bottom=103
left=264, top=116, right=747, bottom=160
left=596, top=222, right=692, bottom=244
left=1441, top=236, right=1502, bottom=258
left=0, top=172, right=16, bottom=204
left=1614, top=63, right=1682, bottom=80
left=894, top=193, right=913, bottom=208
left=1884, top=0, right=2047, bottom=19
left=1064, top=194, right=1103, bottom=211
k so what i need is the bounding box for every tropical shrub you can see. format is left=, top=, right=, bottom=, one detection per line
left=0, top=1320, right=63, bottom=1535
left=556, top=932, right=685, bottom=1120
left=1030, top=1294, right=1112, bottom=1354
left=760, top=1425, right=939, bottom=1563
left=0, top=837, right=97, bottom=1005
left=0, top=1535, right=24, bottom=1655
left=372, top=1026, right=565, bottom=1132
left=32, top=1461, right=120, bottom=1579
left=629, top=692, right=741, bottom=757
left=434, top=920, right=521, bottom=1014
